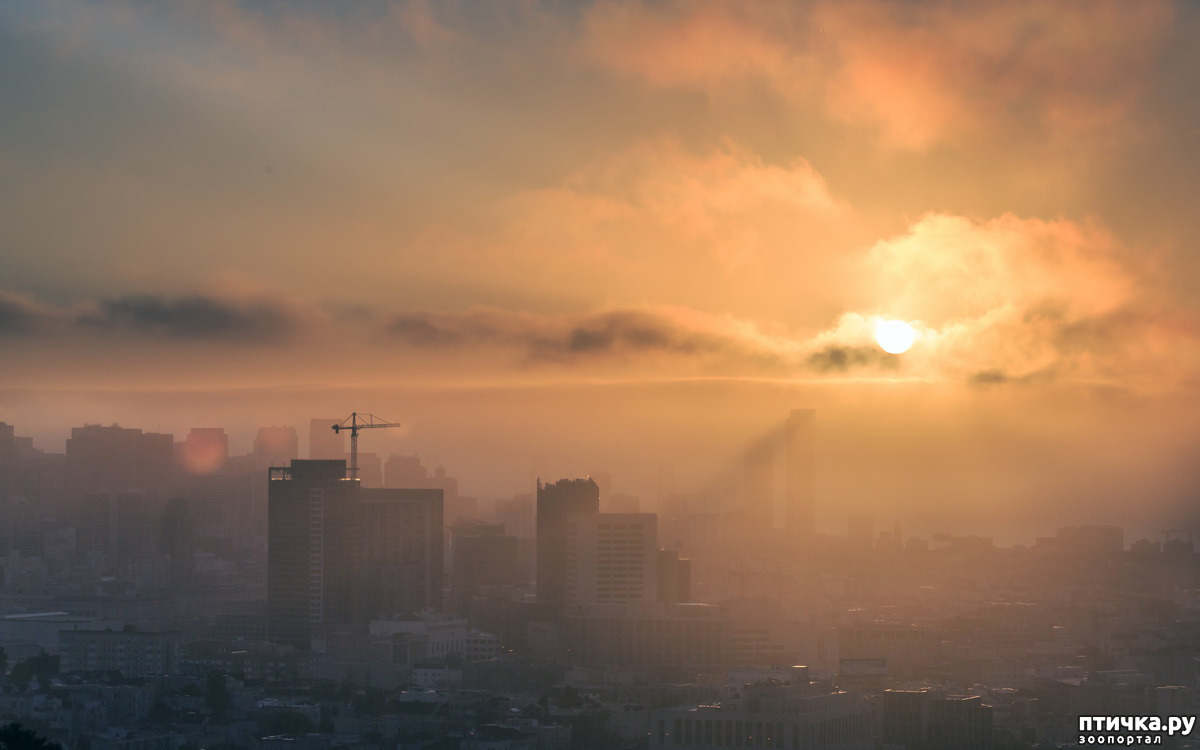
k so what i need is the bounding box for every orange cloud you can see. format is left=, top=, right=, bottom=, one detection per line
left=493, top=138, right=856, bottom=322
left=820, top=212, right=1195, bottom=390
left=582, top=0, right=1173, bottom=150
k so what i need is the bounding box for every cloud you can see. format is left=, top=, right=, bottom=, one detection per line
left=488, top=138, right=856, bottom=323
left=846, top=212, right=1199, bottom=389
left=384, top=305, right=914, bottom=376
left=806, top=345, right=898, bottom=374
left=0, top=288, right=328, bottom=344
left=78, top=293, right=324, bottom=342
left=581, top=0, right=1174, bottom=150
left=865, top=213, right=1132, bottom=325
left=386, top=307, right=728, bottom=362
left=0, top=291, right=67, bottom=336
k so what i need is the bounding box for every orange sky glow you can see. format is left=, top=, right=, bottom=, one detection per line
left=3, top=0, right=1200, bottom=542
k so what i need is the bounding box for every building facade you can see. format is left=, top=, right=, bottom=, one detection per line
left=536, top=478, right=599, bottom=614
left=563, top=512, right=657, bottom=609
left=267, top=460, right=443, bottom=649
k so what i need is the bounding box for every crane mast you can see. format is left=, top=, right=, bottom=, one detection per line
left=331, top=412, right=401, bottom=480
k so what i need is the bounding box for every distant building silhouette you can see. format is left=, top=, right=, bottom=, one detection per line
left=179, top=427, right=229, bottom=475
left=656, top=549, right=692, bottom=604
left=157, top=497, right=195, bottom=590
left=384, top=454, right=469, bottom=523
left=307, top=418, right=344, bottom=461
left=449, top=520, right=520, bottom=614
left=253, top=426, right=298, bottom=466
left=267, top=459, right=443, bottom=649
left=494, top=493, right=534, bottom=539
left=65, top=424, right=175, bottom=505
left=536, top=477, right=599, bottom=614
left=76, top=492, right=155, bottom=574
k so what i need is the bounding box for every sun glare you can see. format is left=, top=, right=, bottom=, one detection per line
left=875, top=319, right=915, bottom=354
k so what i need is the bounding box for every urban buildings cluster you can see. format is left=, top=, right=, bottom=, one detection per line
left=0, top=413, right=1198, bottom=749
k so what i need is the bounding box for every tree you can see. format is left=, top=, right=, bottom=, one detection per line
left=8, top=654, right=58, bottom=687
left=0, top=722, right=64, bottom=750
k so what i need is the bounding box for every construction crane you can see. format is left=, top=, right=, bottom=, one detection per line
left=332, top=412, right=401, bottom=480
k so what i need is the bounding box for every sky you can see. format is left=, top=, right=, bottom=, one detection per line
left=3, top=0, right=1200, bottom=542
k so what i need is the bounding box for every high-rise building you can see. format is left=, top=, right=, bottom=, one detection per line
left=536, top=477, right=599, bottom=614
left=65, top=424, right=176, bottom=504
left=254, top=426, right=298, bottom=467
left=786, top=409, right=816, bottom=537
left=308, top=419, right=345, bottom=461
left=179, top=427, right=229, bottom=475
left=356, top=485, right=444, bottom=616
left=563, top=512, right=658, bottom=609
left=267, top=459, right=443, bottom=649
left=448, top=520, right=520, bottom=614
left=158, top=497, right=195, bottom=590
left=494, top=493, right=534, bottom=539
left=656, top=549, right=692, bottom=604
left=76, top=492, right=157, bottom=573
left=358, top=451, right=383, bottom=488
left=384, top=453, right=429, bottom=488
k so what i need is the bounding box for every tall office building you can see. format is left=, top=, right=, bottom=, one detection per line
left=76, top=492, right=156, bottom=573
left=448, top=520, right=520, bottom=614
left=656, top=549, right=692, bottom=604
left=308, top=419, right=345, bottom=461
left=267, top=459, right=443, bottom=648
left=536, top=477, right=599, bottom=614
left=563, top=512, right=657, bottom=609
left=254, top=426, right=299, bottom=466
left=356, top=485, right=444, bottom=616
left=267, top=460, right=354, bottom=647
left=179, top=427, right=229, bottom=475
left=786, top=409, right=816, bottom=537
left=65, top=424, right=176, bottom=504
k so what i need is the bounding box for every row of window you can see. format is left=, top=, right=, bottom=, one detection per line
left=659, top=711, right=866, bottom=748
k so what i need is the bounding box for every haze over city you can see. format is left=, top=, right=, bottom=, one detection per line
left=8, top=4, right=1200, bottom=750
left=4, top=2, right=1200, bottom=537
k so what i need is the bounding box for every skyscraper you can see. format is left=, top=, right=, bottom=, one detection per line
left=308, top=418, right=344, bottom=461
left=356, top=485, right=444, bottom=616
left=267, top=459, right=443, bottom=648
left=536, top=477, right=599, bottom=614
left=253, top=426, right=298, bottom=466
left=65, top=424, right=175, bottom=505
left=180, top=427, right=229, bottom=475
left=268, top=460, right=355, bottom=647
left=563, top=512, right=658, bottom=609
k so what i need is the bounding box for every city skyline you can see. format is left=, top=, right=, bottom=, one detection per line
left=4, top=2, right=1200, bottom=542
left=0, top=414, right=1188, bottom=549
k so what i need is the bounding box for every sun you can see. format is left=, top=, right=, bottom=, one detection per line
left=875, top=319, right=915, bottom=354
